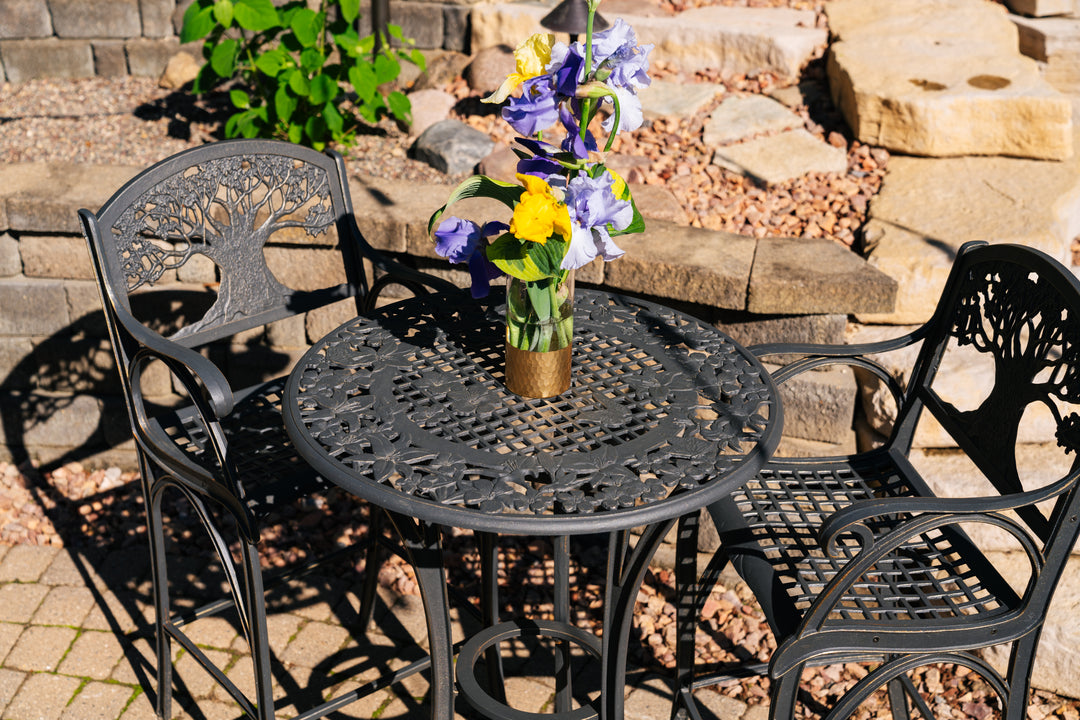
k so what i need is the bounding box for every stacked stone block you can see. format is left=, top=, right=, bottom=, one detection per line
left=0, top=0, right=180, bottom=82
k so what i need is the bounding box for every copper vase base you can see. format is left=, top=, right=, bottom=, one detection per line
left=505, top=345, right=572, bottom=399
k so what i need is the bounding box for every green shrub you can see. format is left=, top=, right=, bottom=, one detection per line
left=180, top=0, right=426, bottom=149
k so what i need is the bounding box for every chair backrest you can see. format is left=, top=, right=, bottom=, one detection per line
left=81, top=139, right=366, bottom=352
left=895, top=241, right=1080, bottom=597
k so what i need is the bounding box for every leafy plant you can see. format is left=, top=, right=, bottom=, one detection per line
left=180, top=0, right=426, bottom=149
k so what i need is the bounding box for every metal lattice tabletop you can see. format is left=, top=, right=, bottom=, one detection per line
left=283, top=289, right=781, bottom=536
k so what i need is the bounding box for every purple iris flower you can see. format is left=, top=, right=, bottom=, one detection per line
left=553, top=47, right=585, bottom=97
left=434, top=217, right=507, bottom=298
left=502, top=76, right=559, bottom=137
left=561, top=171, right=632, bottom=270
left=559, top=104, right=597, bottom=159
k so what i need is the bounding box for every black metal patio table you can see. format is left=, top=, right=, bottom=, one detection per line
left=282, top=287, right=781, bottom=720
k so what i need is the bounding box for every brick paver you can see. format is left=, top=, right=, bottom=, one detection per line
left=60, top=681, right=135, bottom=720
left=31, top=586, right=96, bottom=626
left=118, top=690, right=157, bottom=720
left=173, top=648, right=234, bottom=699
left=0, top=546, right=59, bottom=584
left=0, top=625, right=22, bottom=666
left=38, top=552, right=90, bottom=588
left=278, top=621, right=350, bottom=669
left=0, top=585, right=49, bottom=624
left=2, top=672, right=81, bottom=720
left=0, top=668, right=26, bottom=716
left=57, top=630, right=124, bottom=680
left=3, top=626, right=76, bottom=673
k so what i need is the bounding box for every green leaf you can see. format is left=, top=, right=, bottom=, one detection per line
left=335, top=31, right=361, bottom=56
left=387, top=90, right=410, bottom=124
left=299, top=47, right=325, bottom=72
left=387, top=24, right=404, bottom=41
left=213, top=0, right=234, bottom=26
left=407, top=49, right=426, bottom=72
left=340, top=0, right=361, bottom=22
left=274, top=85, right=297, bottom=122
left=290, top=7, right=321, bottom=47
left=287, top=70, right=310, bottom=96
left=373, top=52, right=399, bottom=85
left=305, top=115, right=328, bottom=143
left=210, top=38, right=237, bottom=77
left=486, top=234, right=568, bottom=283
left=254, top=48, right=287, bottom=76
left=179, top=2, right=215, bottom=43
left=426, top=175, right=524, bottom=237
left=229, top=88, right=251, bottom=109
left=323, top=101, right=344, bottom=134
left=234, top=0, right=279, bottom=31
left=348, top=64, right=376, bottom=104
left=288, top=123, right=303, bottom=144
left=309, top=73, right=337, bottom=104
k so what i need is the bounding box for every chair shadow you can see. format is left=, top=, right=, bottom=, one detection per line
left=0, top=288, right=453, bottom=720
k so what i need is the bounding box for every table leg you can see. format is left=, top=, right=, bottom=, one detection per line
left=553, top=535, right=572, bottom=714
left=601, top=520, right=676, bottom=720
left=674, top=512, right=699, bottom=720
left=387, top=513, right=455, bottom=720
left=479, top=532, right=507, bottom=704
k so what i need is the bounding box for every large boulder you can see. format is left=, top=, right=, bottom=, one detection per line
left=826, top=0, right=1073, bottom=160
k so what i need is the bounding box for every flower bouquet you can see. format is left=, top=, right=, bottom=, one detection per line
left=427, top=0, right=651, bottom=397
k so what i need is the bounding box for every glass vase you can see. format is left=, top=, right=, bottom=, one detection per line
left=504, top=271, right=574, bottom=398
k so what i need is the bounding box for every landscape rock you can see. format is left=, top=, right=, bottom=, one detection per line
left=859, top=150, right=1080, bottom=324
left=1013, top=15, right=1080, bottom=96
left=826, top=0, right=1073, bottom=160
left=411, top=50, right=471, bottom=92
left=1003, top=0, right=1079, bottom=17
left=463, top=44, right=515, bottom=94
left=711, top=128, right=848, bottom=185
left=410, top=119, right=495, bottom=175
left=158, top=51, right=200, bottom=90
left=640, top=80, right=724, bottom=120
left=407, top=89, right=457, bottom=137
left=470, top=4, right=826, bottom=78
left=477, top=146, right=518, bottom=183
left=703, top=94, right=803, bottom=147
left=628, top=184, right=689, bottom=225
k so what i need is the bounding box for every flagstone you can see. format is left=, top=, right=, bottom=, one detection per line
left=703, top=94, right=803, bottom=146
left=711, top=129, right=848, bottom=185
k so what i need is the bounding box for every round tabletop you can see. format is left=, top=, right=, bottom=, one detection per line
left=283, top=289, right=781, bottom=535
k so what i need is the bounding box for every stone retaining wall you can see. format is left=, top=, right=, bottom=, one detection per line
left=0, top=0, right=476, bottom=83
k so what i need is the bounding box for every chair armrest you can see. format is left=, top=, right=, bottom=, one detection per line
left=819, top=469, right=1079, bottom=556
left=112, top=303, right=235, bottom=417
left=750, top=327, right=927, bottom=408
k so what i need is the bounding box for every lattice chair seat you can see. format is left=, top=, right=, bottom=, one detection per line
left=683, top=241, right=1080, bottom=720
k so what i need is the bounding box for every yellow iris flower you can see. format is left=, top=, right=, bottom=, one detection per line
left=483, top=33, right=556, bottom=104
left=510, top=174, right=572, bottom=245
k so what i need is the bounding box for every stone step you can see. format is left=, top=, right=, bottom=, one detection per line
left=469, top=3, right=826, bottom=79
left=826, top=0, right=1073, bottom=160
left=1014, top=14, right=1080, bottom=96
left=858, top=136, right=1080, bottom=325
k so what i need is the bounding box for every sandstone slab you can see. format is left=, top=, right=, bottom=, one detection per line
left=703, top=94, right=803, bottom=146
left=1014, top=15, right=1080, bottom=95
left=711, top=128, right=848, bottom=185
left=407, top=88, right=457, bottom=137
left=826, top=0, right=1073, bottom=160
left=0, top=163, right=141, bottom=233
left=859, top=151, right=1080, bottom=324
left=747, top=237, right=897, bottom=315
left=604, top=221, right=755, bottom=310
left=470, top=4, right=826, bottom=78
left=640, top=80, right=724, bottom=120
left=1003, top=0, right=1079, bottom=16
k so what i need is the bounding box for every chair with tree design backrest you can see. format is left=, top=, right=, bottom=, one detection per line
left=79, top=139, right=455, bottom=720
left=682, top=241, right=1080, bottom=720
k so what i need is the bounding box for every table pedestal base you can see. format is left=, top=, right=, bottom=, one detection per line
left=457, top=619, right=603, bottom=720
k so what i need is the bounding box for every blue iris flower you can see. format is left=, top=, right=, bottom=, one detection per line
left=433, top=217, right=508, bottom=298
left=502, top=76, right=560, bottom=137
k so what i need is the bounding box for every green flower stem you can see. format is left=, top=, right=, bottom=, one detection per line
left=506, top=274, right=574, bottom=353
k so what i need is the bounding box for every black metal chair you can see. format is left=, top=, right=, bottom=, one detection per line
left=78, top=139, right=455, bottom=720
left=683, top=241, right=1080, bottom=720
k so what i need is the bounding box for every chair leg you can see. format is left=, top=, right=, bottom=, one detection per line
left=769, top=666, right=802, bottom=720
left=238, top=540, right=276, bottom=720
left=1004, top=632, right=1042, bottom=720
left=145, top=471, right=174, bottom=720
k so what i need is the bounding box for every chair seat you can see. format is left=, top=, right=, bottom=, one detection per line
left=709, top=449, right=1019, bottom=646
left=155, top=377, right=337, bottom=522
